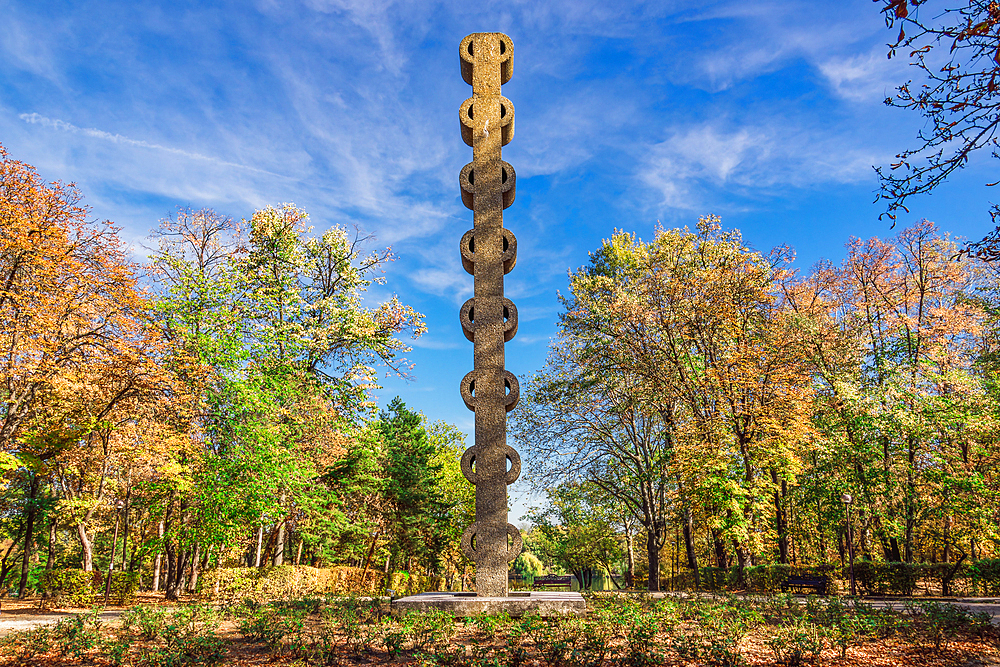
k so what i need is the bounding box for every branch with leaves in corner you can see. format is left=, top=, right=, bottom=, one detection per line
left=875, top=0, right=1000, bottom=258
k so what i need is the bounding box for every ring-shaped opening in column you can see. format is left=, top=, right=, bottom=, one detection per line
left=460, top=96, right=515, bottom=147
left=459, top=297, right=518, bottom=342
left=459, top=161, right=515, bottom=210
left=459, top=228, right=517, bottom=276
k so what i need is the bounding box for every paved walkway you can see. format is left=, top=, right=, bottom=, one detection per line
left=857, top=599, right=1000, bottom=624
left=0, top=609, right=125, bottom=637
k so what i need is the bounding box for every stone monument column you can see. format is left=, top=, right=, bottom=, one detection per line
left=457, top=32, right=522, bottom=597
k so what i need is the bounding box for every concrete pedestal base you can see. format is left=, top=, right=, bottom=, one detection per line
left=390, top=591, right=586, bottom=617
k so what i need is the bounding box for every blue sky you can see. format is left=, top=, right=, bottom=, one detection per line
left=2, top=0, right=994, bottom=518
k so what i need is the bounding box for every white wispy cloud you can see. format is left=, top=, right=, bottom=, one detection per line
left=641, top=119, right=889, bottom=209
left=818, top=48, right=909, bottom=103
left=19, top=112, right=282, bottom=176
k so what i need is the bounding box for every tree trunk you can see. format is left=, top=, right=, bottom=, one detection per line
left=711, top=528, right=728, bottom=568
left=152, top=520, right=164, bottom=592
left=273, top=520, right=286, bottom=566
left=905, top=436, right=917, bottom=563
left=625, top=524, right=635, bottom=589
left=45, top=518, right=56, bottom=575
left=254, top=524, right=263, bottom=568
left=18, top=475, right=40, bottom=598
left=120, top=489, right=131, bottom=572
left=188, top=544, right=202, bottom=592
left=681, top=506, right=699, bottom=590
left=647, top=527, right=661, bottom=592
left=0, top=526, right=25, bottom=595
left=77, top=522, right=94, bottom=571
left=164, top=543, right=178, bottom=600
left=943, top=515, right=953, bottom=564
left=361, top=530, right=380, bottom=580
left=771, top=470, right=789, bottom=564
left=295, top=540, right=303, bottom=566
left=166, top=547, right=188, bottom=601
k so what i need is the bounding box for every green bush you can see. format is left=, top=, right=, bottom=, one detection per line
left=852, top=561, right=920, bottom=596
left=122, top=605, right=169, bottom=640
left=967, top=559, right=1000, bottom=596
left=766, top=618, right=824, bottom=666
left=52, top=609, right=104, bottom=660
left=742, top=564, right=795, bottom=593
left=740, top=564, right=838, bottom=594
left=699, top=566, right=732, bottom=591
left=38, top=569, right=97, bottom=608
left=138, top=605, right=225, bottom=667
left=107, top=571, right=141, bottom=606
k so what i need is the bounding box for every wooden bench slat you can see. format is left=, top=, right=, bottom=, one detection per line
left=781, top=575, right=829, bottom=595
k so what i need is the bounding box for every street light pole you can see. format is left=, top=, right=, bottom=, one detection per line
left=842, top=493, right=857, bottom=597
left=104, top=500, right=125, bottom=606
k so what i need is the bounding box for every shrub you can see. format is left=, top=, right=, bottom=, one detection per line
left=99, top=629, right=133, bottom=667
left=385, top=570, right=446, bottom=597
left=122, top=605, right=169, bottom=640
left=766, top=619, right=824, bottom=666
left=107, top=571, right=141, bottom=606
left=852, top=561, right=921, bottom=596
left=967, top=559, right=1000, bottom=596
left=0, top=625, right=54, bottom=662
left=38, top=569, right=97, bottom=608
left=52, top=609, right=104, bottom=660
left=700, top=566, right=732, bottom=591
left=742, top=564, right=794, bottom=593
left=199, top=565, right=385, bottom=603
left=139, top=605, right=225, bottom=666
left=916, top=601, right=991, bottom=651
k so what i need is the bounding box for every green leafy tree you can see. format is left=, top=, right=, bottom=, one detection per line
left=525, top=482, right=623, bottom=590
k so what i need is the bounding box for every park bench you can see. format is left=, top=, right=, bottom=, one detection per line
left=781, top=575, right=829, bottom=595
left=532, top=575, right=573, bottom=590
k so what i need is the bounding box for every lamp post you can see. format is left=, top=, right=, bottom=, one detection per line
left=104, top=499, right=125, bottom=606
left=841, top=493, right=857, bottom=597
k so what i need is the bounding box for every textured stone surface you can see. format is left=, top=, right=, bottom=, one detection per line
left=457, top=32, right=522, bottom=598
left=390, top=591, right=586, bottom=617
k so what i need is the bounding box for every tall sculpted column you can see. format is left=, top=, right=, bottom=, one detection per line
left=457, top=32, right=522, bottom=597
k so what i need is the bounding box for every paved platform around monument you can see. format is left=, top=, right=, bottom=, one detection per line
left=390, top=591, right=587, bottom=617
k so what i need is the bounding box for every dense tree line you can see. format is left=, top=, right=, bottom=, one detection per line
left=513, top=217, right=1000, bottom=591
left=6, top=141, right=1000, bottom=599
left=0, top=145, right=472, bottom=598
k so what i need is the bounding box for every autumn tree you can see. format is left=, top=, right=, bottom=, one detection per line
left=783, top=220, right=995, bottom=564
left=514, top=218, right=817, bottom=589
left=0, top=143, right=172, bottom=581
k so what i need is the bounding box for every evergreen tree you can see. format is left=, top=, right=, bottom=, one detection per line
left=379, top=397, right=444, bottom=572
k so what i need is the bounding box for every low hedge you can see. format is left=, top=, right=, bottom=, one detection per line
left=199, top=565, right=441, bottom=602
left=38, top=568, right=101, bottom=608
left=386, top=570, right=446, bottom=597
left=106, top=571, right=141, bottom=606
left=671, top=560, right=1000, bottom=596
left=37, top=568, right=139, bottom=607
left=966, top=559, right=1000, bottom=596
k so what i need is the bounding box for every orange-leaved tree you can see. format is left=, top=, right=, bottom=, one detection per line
left=0, top=143, right=173, bottom=579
